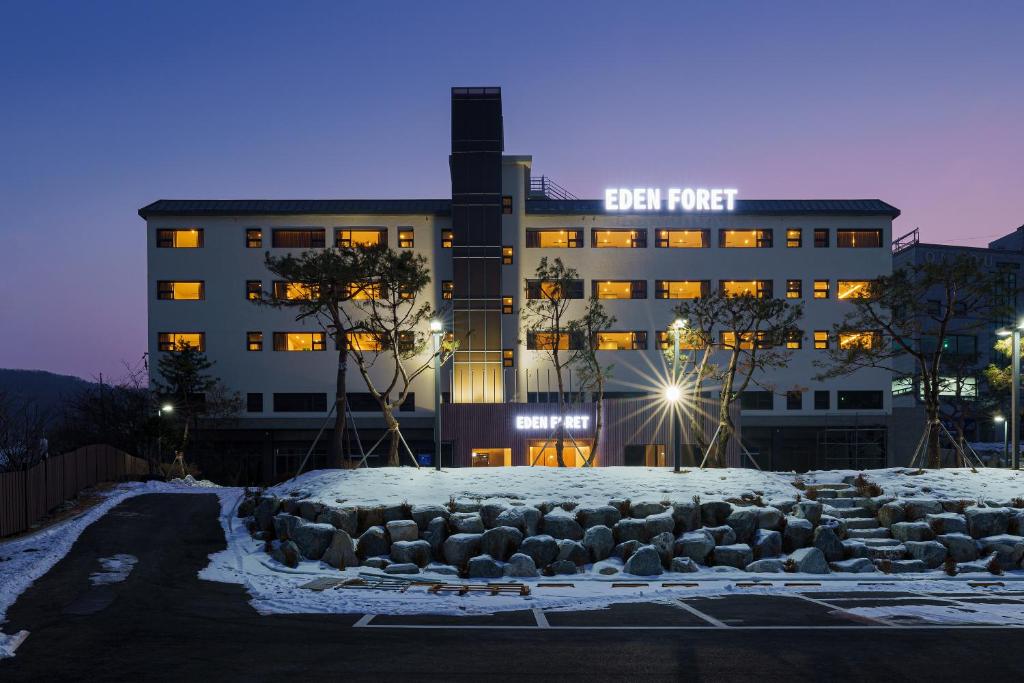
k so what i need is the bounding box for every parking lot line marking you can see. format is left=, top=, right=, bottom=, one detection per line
left=533, top=608, right=550, bottom=628
left=675, top=600, right=729, bottom=628
left=354, top=623, right=1024, bottom=631
left=353, top=614, right=375, bottom=627
left=789, top=592, right=897, bottom=627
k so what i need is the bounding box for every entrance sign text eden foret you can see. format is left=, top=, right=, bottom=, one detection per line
left=515, top=415, right=591, bottom=430
left=604, top=188, right=739, bottom=212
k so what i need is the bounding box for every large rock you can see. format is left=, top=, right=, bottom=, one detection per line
left=700, top=501, right=732, bottom=526
left=818, top=515, right=848, bottom=539
left=1009, top=511, right=1024, bottom=536
left=813, top=526, right=844, bottom=562
left=411, top=504, right=450, bottom=529
left=357, top=505, right=385, bottom=532
left=631, top=501, right=668, bottom=518
left=543, top=510, right=584, bottom=540
left=356, top=526, right=390, bottom=559
left=468, top=555, right=503, bottom=579
left=937, top=533, right=979, bottom=563
left=442, top=533, right=483, bottom=567
left=383, top=563, right=419, bottom=575
left=272, top=540, right=300, bottom=568
left=842, top=540, right=870, bottom=559
left=386, top=519, right=419, bottom=543
left=452, top=500, right=481, bottom=513
left=298, top=500, right=322, bottom=522
left=783, top=518, right=814, bottom=552
left=711, top=544, right=753, bottom=569
left=671, top=557, right=699, bottom=573
left=624, top=545, right=663, bottom=576
left=789, top=547, right=830, bottom=574
left=890, top=521, right=934, bottom=542
left=362, top=557, right=390, bottom=570
left=321, top=529, right=358, bottom=569
left=557, top=539, right=589, bottom=566
left=583, top=525, right=614, bottom=562
left=883, top=559, right=928, bottom=574
left=390, top=539, right=432, bottom=567
left=903, top=540, right=947, bottom=568
left=793, top=501, right=823, bottom=525
left=752, top=529, right=782, bottom=559
left=255, top=496, right=281, bottom=532
left=481, top=526, right=524, bottom=561
left=613, top=518, right=648, bottom=544
left=548, top=560, right=579, bottom=576
left=423, top=516, right=448, bottom=556
left=382, top=504, right=407, bottom=523
left=745, top=558, right=787, bottom=573
left=671, top=502, right=701, bottom=533
left=966, top=507, right=1010, bottom=539
left=292, top=521, right=335, bottom=560
left=676, top=530, right=715, bottom=564
left=480, top=502, right=511, bottom=529
left=830, top=558, right=875, bottom=573
left=706, top=525, right=738, bottom=546
left=504, top=553, right=539, bottom=578
left=649, top=531, right=675, bottom=566
left=645, top=512, right=676, bottom=538
left=520, top=535, right=560, bottom=568
left=426, top=563, right=460, bottom=576
left=450, top=513, right=485, bottom=534
left=756, top=507, right=785, bottom=532
left=904, top=499, right=943, bottom=521
left=281, top=497, right=301, bottom=515
left=316, top=506, right=358, bottom=535
left=877, top=502, right=906, bottom=528
left=612, top=540, right=642, bottom=561
left=926, top=513, right=968, bottom=536
left=576, top=505, right=622, bottom=529
left=273, top=513, right=302, bottom=541
left=977, top=534, right=1024, bottom=569
left=725, top=508, right=758, bottom=544
left=495, top=506, right=541, bottom=536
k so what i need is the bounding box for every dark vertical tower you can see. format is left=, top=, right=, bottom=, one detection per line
left=450, top=87, right=504, bottom=403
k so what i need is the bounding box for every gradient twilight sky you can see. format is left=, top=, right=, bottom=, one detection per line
left=2, top=1, right=1023, bottom=382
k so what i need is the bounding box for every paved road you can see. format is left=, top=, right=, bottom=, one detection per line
left=2, top=494, right=1022, bottom=681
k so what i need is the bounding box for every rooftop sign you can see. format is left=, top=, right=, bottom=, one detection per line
left=604, top=188, right=738, bottom=212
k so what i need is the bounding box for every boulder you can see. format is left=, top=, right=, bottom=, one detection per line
left=595, top=560, right=620, bottom=576
left=390, top=539, right=432, bottom=567
left=426, top=563, right=460, bottom=575
left=385, top=519, right=419, bottom=543
left=830, top=558, right=875, bottom=573
left=481, top=526, right=524, bottom=561
left=281, top=497, right=301, bottom=515
left=453, top=500, right=481, bottom=513
left=383, top=562, right=419, bottom=575
left=254, top=496, right=281, bottom=533
left=1009, top=511, right=1024, bottom=536
left=272, top=540, right=300, bottom=568
left=321, top=529, right=358, bottom=569
left=842, top=540, right=870, bottom=560
left=273, top=513, right=302, bottom=541
left=612, top=540, right=642, bottom=561
left=756, top=507, right=785, bottom=532
left=297, top=500, right=322, bottom=522
left=789, top=547, right=830, bottom=574
left=495, top=506, right=541, bottom=536
left=706, top=525, right=738, bottom=546
left=725, top=508, right=758, bottom=544
left=411, top=504, right=450, bottom=529
left=645, top=512, right=676, bottom=538
left=357, top=505, right=385, bottom=532
left=316, top=506, right=358, bottom=535
left=926, top=513, right=968, bottom=536
left=649, top=531, right=675, bottom=566
left=675, top=530, right=715, bottom=564
left=671, top=502, right=701, bottom=533
left=670, top=557, right=700, bottom=573
left=468, top=555, right=504, bottom=579
left=238, top=495, right=257, bottom=519
left=356, top=526, right=390, bottom=559
left=423, top=516, right=448, bottom=556
left=520, top=535, right=560, bottom=568
left=966, top=507, right=1010, bottom=539
left=576, top=505, right=622, bottom=529
left=583, top=525, right=615, bottom=562
left=450, top=513, right=485, bottom=534
left=937, top=533, right=979, bottom=563
left=818, top=516, right=847, bottom=538
left=504, top=553, right=539, bottom=578
left=745, top=558, right=787, bottom=573
left=442, top=533, right=483, bottom=567
left=977, top=534, right=1024, bottom=569
left=292, top=521, right=335, bottom=560
left=903, top=540, right=947, bottom=569
left=957, top=553, right=1000, bottom=574
left=557, top=539, right=589, bottom=566
left=543, top=510, right=584, bottom=540
left=613, top=518, right=649, bottom=544
left=783, top=518, right=814, bottom=552
left=752, top=529, right=782, bottom=559
left=813, top=526, right=844, bottom=562
left=793, top=501, right=823, bottom=525
left=877, top=502, right=906, bottom=528
left=383, top=504, right=407, bottom=523
left=548, top=560, right=579, bottom=576
left=711, top=544, right=753, bottom=569
left=480, top=502, right=511, bottom=529
left=362, top=557, right=390, bottom=570
left=624, top=545, right=663, bottom=576
left=890, top=521, right=934, bottom=542
left=631, top=501, right=668, bottom=518
left=700, top=501, right=733, bottom=526
left=904, top=499, right=943, bottom=521
left=883, top=559, right=928, bottom=574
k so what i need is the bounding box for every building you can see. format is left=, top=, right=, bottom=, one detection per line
left=140, top=87, right=902, bottom=480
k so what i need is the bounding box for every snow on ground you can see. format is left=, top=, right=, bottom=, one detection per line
left=271, top=466, right=1024, bottom=508
left=89, top=554, right=138, bottom=586
left=849, top=602, right=1024, bottom=625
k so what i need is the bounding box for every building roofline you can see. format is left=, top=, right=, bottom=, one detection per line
left=525, top=198, right=901, bottom=217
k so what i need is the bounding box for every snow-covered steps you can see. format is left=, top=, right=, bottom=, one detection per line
left=844, top=517, right=881, bottom=530
left=833, top=507, right=872, bottom=519
left=859, top=536, right=902, bottom=546
left=835, top=488, right=866, bottom=499
left=825, top=497, right=869, bottom=509
left=847, top=527, right=891, bottom=539
left=864, top=543, right=907, bottom=560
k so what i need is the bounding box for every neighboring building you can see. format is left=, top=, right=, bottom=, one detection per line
left=141, top=87, right=902, bottom=479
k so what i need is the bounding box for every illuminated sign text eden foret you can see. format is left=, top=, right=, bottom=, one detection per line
left=604, top=188, right=739, bottom=212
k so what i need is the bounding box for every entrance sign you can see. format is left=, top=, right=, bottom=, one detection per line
left=515, top=415, right=590, bottom=430
left=604, top=188, right=738, bottom=212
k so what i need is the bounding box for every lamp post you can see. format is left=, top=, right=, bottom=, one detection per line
left=997, top=323, right=1023, bottom=469
left=430, top=320, right=444, bottom=472
left=994, top=415, right=1007, bottom=467
left=671, top=318, right=685, bottom=473
left=157, top=403, right=173, bottom=462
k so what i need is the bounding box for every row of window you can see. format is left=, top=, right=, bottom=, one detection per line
left=742, top=389, right=883, bottom=411
left=159, top=331, right=411, bottom=353
left=521, top=279, right=873, bottom=301
left=523, top=329, right=876, bottom=351
left=157, top=227, right=413, bottom=250
left=245, top=392, right=417, bottom=413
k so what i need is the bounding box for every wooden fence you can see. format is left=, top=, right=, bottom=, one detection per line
left=0, top=444, right=150, bottom=538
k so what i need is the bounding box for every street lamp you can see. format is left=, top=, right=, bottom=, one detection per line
left=994, top=415, right=1008, bottom=467
left=430, top=320, right=444, bottom=471
left=157, top=404, right=173, bottom=461
left=671, top=319, right=686, bottom=473
left=996, top=322, right=1023, bottom=469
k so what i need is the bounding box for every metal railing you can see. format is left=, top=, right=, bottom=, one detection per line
left=529, top=176, right=578, bottom=200
left=892, top=227, right=919, bottom=255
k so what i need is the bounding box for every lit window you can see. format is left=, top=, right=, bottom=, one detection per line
left=786, top=279, right=802, bottom=299
left=525, top=229, right=583, bottom=248
left=837, top=280, right=872, bottom=299
left=246, top=280, right=262, bottom=300
left=502, top=246, right=514, bottom=265
left=158, top=332, right=204, bottom=352
left=720, top=229, right=772, bottom=248
left=247, top=331, right=263, bottom=352
left=157, top=228, right=203, bottom=248
left=398, top=228, right=414, bottom=248
left=528, top=332, right=573, bottom=350
left=721, top=331, right=768, bottom=350
left=595, top=331, right=647, bottom=350
left=246, top=229, right=262, bottom=249
left=786, top=329, right=803, bottom=349
left=786, top=229, right=802, bottom=248
left=814, top=331, right=829, bottom=350
left=336, top=228, right=386, bottom=247
left=349, top=282, right=382, bottom=300
left=442, top=280, right=454, bottom=300
left=272, top=228, right=324, bottom=249
left=657, top=331, right=704, bottom=351
left=157, top=281, right=204, bottom=300
left=593, top=229, right=647, bottom=248
left=655, top=280, right=707, bottom=299
left=273, top=282, right=316, bottom=300
left=839, top=331, right=879, bottom=350
left=441, top=230, right=454, bottom=248
left=347, top=332, right=383, bottom=352
left=502, top=296, right=513, bottom=314
left=502, top=196, right=513, bottom=214
left=273, top=332, right=326, bottom=351
left=814, top=229, right=829, bottom=248
left=656, top=229, right=707, bottom=248
left=593, top=280, right=646, bottom=299
left=837, top=230, right=882, bottom=248
left=502, top=349, right=514, bottom=367
left=721, top=280, right=772, bottom=298
left=813, top=280, right=830, bottom=299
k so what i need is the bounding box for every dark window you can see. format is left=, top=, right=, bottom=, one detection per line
left=786, top=329, right=803, bottom=349
left=246, top=280, right=262, bottom=300
left=502, top=349, right=514, bottom=367
left=837, top=229, right=883, bottom=248
left=502, top=246, right=513, bottom=265
left=814, top=390, right=830, bottom=410
left=398, top=228, right=414, bottom=248
left=787, top=279, right=802, bottom=299
left=838, top=390, right=883, bottom=410
left=247, top=331, right=263, bottom=351
left=246, top=393, right=263, bottom=413
left=346, top=392, right=415, bottom=412
left=246, top=229, right=262, bottom=248
left=502, top=196, right=513, bottom=214
left=525, top=229, right=583, bottom=248
left=157, top=281, right=173, bottom=300
left=740, top=391, right=773, bottom=410
left=157, top=228, right=204, bottom=248
left=786, top=390, right=802, bottom=410
left=926, top=300, right=941, bottom=316
left=441, top=230, right=453, bottom=248
left=526, top=331, right=583, bottom=350
left=786, top=229, right=802, bottom=248
left=814, top=229, right=829, bottom=248
left=525, top=279, right=584, bottom=299
left=273, top=393, right=327, bottom=412
left=272, top=228, right=325, bottom=249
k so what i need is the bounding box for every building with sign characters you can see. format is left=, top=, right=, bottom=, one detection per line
left=140, top=87, right=902, bottom=481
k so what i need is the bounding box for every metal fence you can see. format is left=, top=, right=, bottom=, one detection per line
left=0, top=444, right=150, bottom=538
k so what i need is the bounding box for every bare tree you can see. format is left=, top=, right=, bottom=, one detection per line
left=572, top=297, right=615, bottom=467
left=0, top=392, right=49, bottom=471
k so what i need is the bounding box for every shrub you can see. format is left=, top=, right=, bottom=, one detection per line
left=805, top=488, right=819, bottom=501
left=878, top=559, right=893, bottom=574
left=987, top=555, right=1004, bottom=576
left=943, top=556, right=958, bottom=577
left=783, top=558, right=797, bottom=573
left=692, top=495, right=701, bottom=506
left=792, top=478, right=807, bottom=491
left=1010, top=497, right=1024, bottom=509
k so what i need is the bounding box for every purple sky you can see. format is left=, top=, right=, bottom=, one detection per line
left=2, top=1, right=1023, bottom=381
